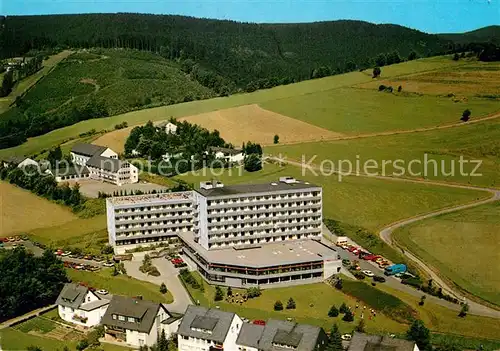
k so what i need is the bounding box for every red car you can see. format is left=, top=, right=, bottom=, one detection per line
left=253, top=320, right=266, bottom=326
left=171, top=258, right=184, bottom=265
left=363, top=254, right=381, bottom=261
left=347, top=246, right=358, bottom=252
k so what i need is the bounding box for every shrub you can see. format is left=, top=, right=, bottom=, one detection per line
left=342, top=310, right=354, bottom=322
left=328, top=305, right=339, bottom=317
left=274, top=300, right=283, bottom=311
left=378, top=84, right=386, bottom=91
left=246, top=287, right=262, bottom=298
left=160, top=283, right=168, bottom=294
left=286, top=297, right=296, bottom=310
left=215, top=286, right=224, bottom=301
left=461, top=109, right=471, bottom=122
left=339, top=303, right=349, bottom=314
left=76, top=340, right=89, bottom=351
left=401, top=276, right=422, bottom=288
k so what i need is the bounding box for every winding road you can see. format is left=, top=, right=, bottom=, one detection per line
left=269, top=156, right=500, bottom=318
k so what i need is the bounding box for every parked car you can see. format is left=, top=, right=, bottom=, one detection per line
left=341, top=334, right=352, bottom=341
left=384, top=264, right=407, bottom=276
left=253, top=320, right=266, bottom=326
left=103, top=261, right=115, bottom=267
left=363, top=254, right=381, bottom=261
left=362, top=270, right=375, bottom=277
left=61, top=251, right=71, bottom=257
left=342, top=259, right=351, bottom=266
left=96, top=289, right=109, bottom=295
left=373, top=275, right=386, bottom=283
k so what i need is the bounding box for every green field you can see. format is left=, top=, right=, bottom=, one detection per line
left=394, top=201, right=500, bottom=307
left=0, top=55, right=474, bottom=160
left=375, top=281, right=500, bottom=343
left=0, top=327, right=132, bottom=351
left=267, top=119, right=500, bottom=188
left=182, top=271, right=406, bottom=334
left=67, top=268, right=174, bottom=304
left=176, top=164, right=488, bottom=230
left=261, top=87, right=499, bottom=134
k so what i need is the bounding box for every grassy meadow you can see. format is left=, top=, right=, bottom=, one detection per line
left=67, top=268, right=174, bottom=304
left=267, top=118, right=500, bottom=188
left=183, top=272, right=406, bottom=334
left=175, top=164, right=488, bottom=231
left=0, top=181, right=77, bottom=236
left=393, top=201, right=500, bottom=307
left=0, top=55, right=477, bottom=160
left=260, top=87, right=499, bottom=134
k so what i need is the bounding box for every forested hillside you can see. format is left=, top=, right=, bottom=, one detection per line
left=439, top=25, right=500, bottom=45
left=0, top=49, right=214, bottom=148
left=0, top=14, right=451, bottom=88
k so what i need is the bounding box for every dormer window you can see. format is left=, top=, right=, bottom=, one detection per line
left=128, top=317, right=135, bottom=323
left=118, top=315, right=125, bottom=321
left=112, top=314, right=117, bottom=320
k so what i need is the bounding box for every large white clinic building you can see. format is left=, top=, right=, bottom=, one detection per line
left=106, top=177, right=341, bottom=288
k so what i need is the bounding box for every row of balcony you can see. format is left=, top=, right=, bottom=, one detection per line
left=114, top=204, right=192, bottom=216
left=208, top=217, right=321, bottom=231
left=207, top=220, right=322, bottom=235
left=207, top=192, right=320, bottom=207
left=207, top=211, right=320, bottom=226
left=207, top=197, right=321, bottom=211
left=207, top=203, right=321, bottom=218
left=208, top=228, right=322, bottom=244
left=115, top=213, right=193, bottom=224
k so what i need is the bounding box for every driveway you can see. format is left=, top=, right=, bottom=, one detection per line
left=124, top=253, right=192, bottom=314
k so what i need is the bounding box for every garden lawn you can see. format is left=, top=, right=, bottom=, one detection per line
left=0, top=55, right=468, bottom=160
left=67, top=268, right=174, bottom=304
left=0, top=327, right=133, bottom=351
left=175, top=164, right=488, bottom=231
left=266, top=118, right=500, bottom=188
left=260, top=87, right=499, bottom=134
left=374, top=282, right=500, bottom=342
left=181, top=272, right=405, bottom=334
left=0, top=181, right=77, bottom=236
left=15, top=316, right=57, bottom=334
left=394, top=201, right=500, bottom=307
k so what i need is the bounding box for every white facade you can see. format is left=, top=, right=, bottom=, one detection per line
left=214, top=150, right=244, bottom=163
left=57, top=290, right=109, bottom=328
left=106, top=192, right=194, bottom=253
left=71, top=147, right=117, bottom=166
left=87, top=162, right=138, bottom=186
left=178, top=314, right=243, bottom=351
left=165, top=122, right=178, bottom=134
left=2, top=157, right=39, bottom=168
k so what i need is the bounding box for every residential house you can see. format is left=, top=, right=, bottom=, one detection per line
left=2, top=156, right=39, bottom=169
left=56, top=283, right=110, bottom=328
left=157, top=121, right=178, bottom=134
left=208, top=146, right=244, bottom=164
left=177, top=305, right=243, bottom=351
left=101, top=296, right=181, bottom=348
left=236, top=318, right=329, bottom=351
left=347, top=332, right=420, bottom=351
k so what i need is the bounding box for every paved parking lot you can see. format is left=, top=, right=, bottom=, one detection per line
left=68, top=179, right=167, bottom=198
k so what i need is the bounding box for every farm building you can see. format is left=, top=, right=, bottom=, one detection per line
left=2, top=156, right=39, bottom=168
left=208, top=146, right=244, bottom=163
left=70, top=143, right=138, bottom=186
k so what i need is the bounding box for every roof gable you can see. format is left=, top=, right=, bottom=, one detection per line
left=86, top=155, right=126, bottom=172
left=71, top=143, right=107, bottom=157
left=56, top=283, right=89, bottom=309
left=101, top=296, right=162, bottom=333
left=177, top=305, right=236, bottom=343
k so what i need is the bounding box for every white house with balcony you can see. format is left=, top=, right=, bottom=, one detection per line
left=55, top=283, right=110, bottom=328
left=177, top=305, right=243, bottom=351
left=101, top=295, right=181, bottom=348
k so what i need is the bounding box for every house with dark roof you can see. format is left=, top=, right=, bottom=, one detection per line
left=56, top=283, right=110, bottom=328
left=177, top=305, right=243, bottom=351
left=347, top=333, right=419, bottom=351
left=101, top=295, right=181, bottom=348
left=236, top=319, right=328, bottom=351
left=69, top=143, right=138, bottom=186
left=2, top=155, right=39, bottom=169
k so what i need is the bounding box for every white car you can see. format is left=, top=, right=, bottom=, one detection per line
left=96, top=289, right=109, bottom=295
left=341, top=334, right=352, bottom=340
left=363, top=270, right=375, bottom=277
left=61, top=251, right=71, bottom=257
left=103, top=262, right=115, bottom=267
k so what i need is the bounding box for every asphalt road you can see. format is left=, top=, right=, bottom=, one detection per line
left=124, top=252, right=192, bottom=314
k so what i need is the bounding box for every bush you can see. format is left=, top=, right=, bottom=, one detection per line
left=328, top=305, right=339, bottom=317
left=76, top=340, right=89, bottom=351
left=274, top=300, right=283, bottom=311
left=286, top=297, right=296, bottom=310
left=378, top=84, right=386, bottom=91
left=246, top=287, right=262, bottom=298
left=160, top=283, right=168, bottom=294
left=215, top=286, right=224, bottom=301
left=373, top=66, right=381, bottom=78
left=401, top=276, right=422, bottom=288
left=461, top=109, right=471, bottom=122
left=342, top=310, right=354, bottom=322
left=339, top=303, right=349, bottom=314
